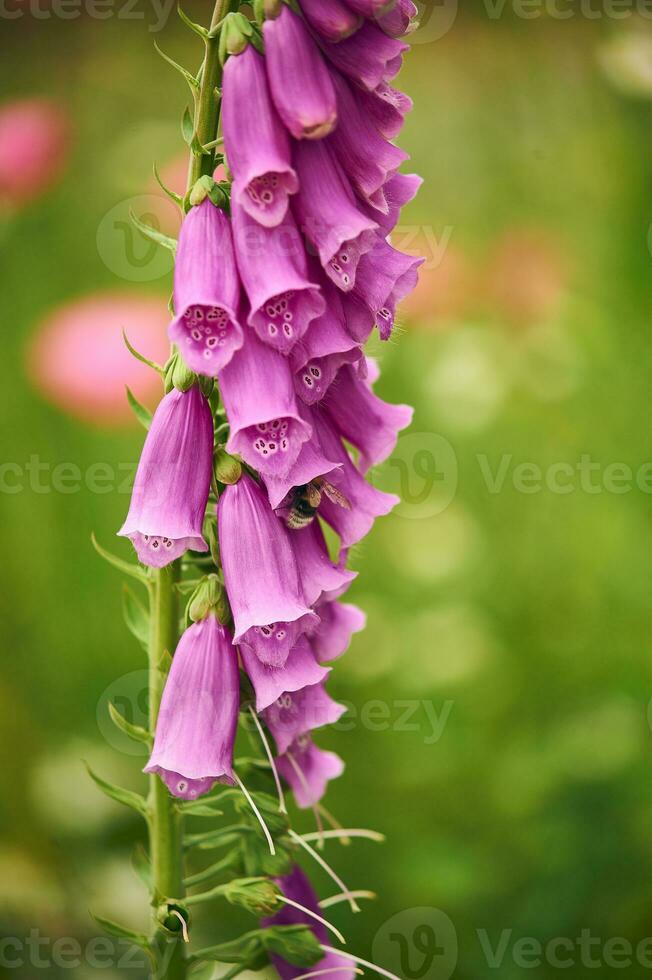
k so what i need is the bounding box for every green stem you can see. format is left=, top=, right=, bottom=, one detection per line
left=148, top=563, right=185, bottom=979
left=187, top=0, right=234, bottom=190
left=147, top=6, right=233, bottom=977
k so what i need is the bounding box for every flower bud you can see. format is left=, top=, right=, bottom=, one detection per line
left=188, top=574, right=227, bottom=623
left=156, top=902, right=190, bottom=938
left=219, top=12, right=254, bottom=64
left=222, top=877, right=282, bottom=916
left=263, top=924, right=323, bottom=967
left=214, top=448, right=242, bottom=486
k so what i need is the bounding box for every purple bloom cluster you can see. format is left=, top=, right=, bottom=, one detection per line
left=119, top=3, right=420, bottom=972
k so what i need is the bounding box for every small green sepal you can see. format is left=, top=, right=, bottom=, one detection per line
left=125, top=386, right=152, bottom=431
left=215, top=448, right=242, bottom=486
left=219, top=12, right=255, bottom=65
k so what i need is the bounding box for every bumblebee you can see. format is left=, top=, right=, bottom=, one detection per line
left=285, top=478, right=350, bottom=530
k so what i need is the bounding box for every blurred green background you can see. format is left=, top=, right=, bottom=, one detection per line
left=4, top=2, right=652, bottom=977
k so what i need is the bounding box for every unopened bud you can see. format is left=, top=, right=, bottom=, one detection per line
left=219, top=12, right=254, bottom=64
left=188, top=574, right=226, bottom=623
left=215, top=448, right=242, bottom=486
left=165, top=351, right=196, bottom=393
left=156, top=902, right=190, bottom=939
left=264, top=924, right=323, bottom=967
left=222, top=877, right=281, bottom=916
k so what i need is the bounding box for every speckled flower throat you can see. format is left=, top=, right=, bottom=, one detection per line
left=92, top=2, right=422, bottom=978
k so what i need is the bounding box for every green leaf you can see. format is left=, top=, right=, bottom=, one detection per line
left=184, top=824, right=248, bottom=850
left=91, top=913, right=151, bottom=952
left=90, top=533, right=150, bottom=586
left=190, top=929, right=267, bottom=968
left=129, top=208, right=177, bottom=255
left=177, top=4, right=209, bottom=38
left=153, top=41, right=200, bottom=97
left=85, top=763, right=148, bottom=818
left=181, top=105, right=195, bottom=146
left=125, top=386, right=152, bottom=431
left=131, top=843, right=151, bottom=889
left=181, top=800, right=224, bottom=817
left=184, top=852, right=240, bottom=889
left=122, top=328, right=165, bottom=376
left=263, top=925, right=323, bottom=967
left=122, top=584, right=150, bottom=647
left=109, top=701, right=151, bottom=747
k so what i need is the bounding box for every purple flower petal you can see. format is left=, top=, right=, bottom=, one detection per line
left=241, top=634, right=329, bottom=711
left=357, top=81, right=413, bottom=140
left=290, top=280, right=362, bottom=404
left=318, top=21, right=408, bottom=92
left=168, top=199, right=243, bottom=376
left=264, top=401, right=343, bottom=510
left=264, top=6, right=338, bottom=140
left=310, top=599, right=367, bottom=662
left=308, top=406, right=400, bottom=547
left=353, top=236, right=424, bottom=340
left=144, top=616, right=239, bottom=799
left=277, top=736, right=345, bottom=809
left=293, top=138, right=377, bottom=291
left=327, top=70, right=408, bottom=214
left=300, top=0, right=362, bottom=42
left=263, top=865, right=357, bottom=980
left=377, top=0, right=419, bottom=37
left=290, top=520, right=357, bottom=606
left=231, top=199, right=325, bottom=354
left=219, top=330, right=312, bottom=476
left=218, top=473, right=315, bottom=648
left=223, top=45, right=298, bottom=227
left=263, top=682, right=346, bottom=756
left=118, top=386, right=212, bottom=567
left=323, top=362, right=413, bottom=472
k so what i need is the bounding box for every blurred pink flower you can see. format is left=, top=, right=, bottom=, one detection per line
left=27, top=293, right=170, bottom=426
left=0, top=99, right=71, bottom=207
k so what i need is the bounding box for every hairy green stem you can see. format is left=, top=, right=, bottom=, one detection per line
left=148, top=563, right=184, bottom=979
left=187, top=0, right=234, bottom=190
left=147, top=6, right=233, bottom=977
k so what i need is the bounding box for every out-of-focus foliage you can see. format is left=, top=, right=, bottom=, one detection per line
left=3, top=7, right=652, bottom=979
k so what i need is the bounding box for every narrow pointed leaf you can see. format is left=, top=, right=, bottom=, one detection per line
left=122, top=328, right=165, bottom=376
left=92, top=913, right=151, bottom=951
left=125, top=386, right=152, bottom=431
left=129, top=209, right=177, bottom=254
left=153, top=41, right=200, bottom=96
left=182, top=105, right=195, bottom=146
left=177, top=4, right=209, bottom=38
left=132, top=843, right=152, bottom=888
left=109, top=701, right=152, bottom=747
left=85, top=763, right=148, bottom=818
left=90, top=533, right=149, bottom=586
left=122, top=584, right=150, bottom=647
